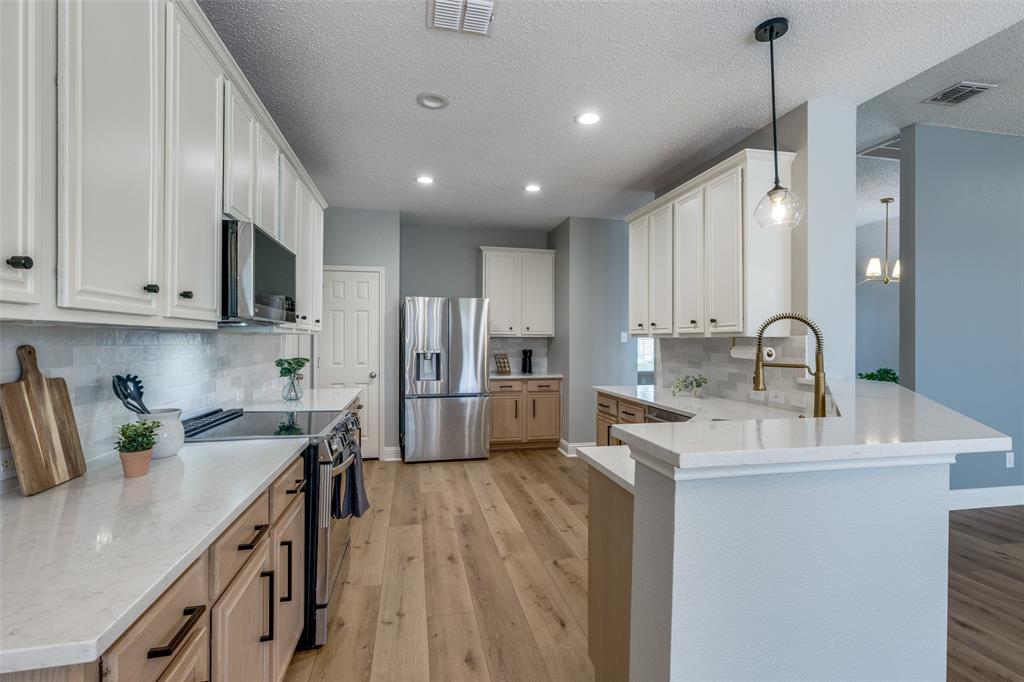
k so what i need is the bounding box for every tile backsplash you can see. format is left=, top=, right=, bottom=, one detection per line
left=657, top=336, right=817, bottom=412
left=0, top=323, right=297, bottom=480
left=488, top=337, right=549, bottom=374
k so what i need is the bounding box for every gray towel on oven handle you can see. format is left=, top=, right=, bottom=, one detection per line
left=340, top=441, right=370, bottom=518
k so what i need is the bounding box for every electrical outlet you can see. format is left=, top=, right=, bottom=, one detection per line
left=620, top=332, right=628, bottom=343
left=768, top=389, right=785, bottom=404
left=1008, top=451, right=1015, bottom=469
left=1, top=455, right=14, bottom=472
left=235, top=388, right=244, bottom=403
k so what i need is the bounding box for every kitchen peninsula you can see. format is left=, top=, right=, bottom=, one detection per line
left=581, top=378, right=1011, bottom=681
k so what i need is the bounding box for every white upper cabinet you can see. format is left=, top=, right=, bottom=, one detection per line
left=704, top=167, right=743, bottom=333
left=255, top=124, right=279, bottom=238
left=164, top=2, right=223, bottom=322
left=294, top=183, right=315, bottom=330
left=58, top=0, right=164, bottom=316
left=673, top=189, right=704, bottom=334
left=0, top=0, right=41, bottom=305
left=310, top=204, right=324, bottom=332
left=223, top=79, right=256, bottom=222
left=481, top=247, right=554, bottom=337
left=627, top=149, right=794, bottom=337
left=520, top=251, right=554, bottom=336
left=627, top=218, right=649, bottom=335
left=278, top=156, right=299, bottom=252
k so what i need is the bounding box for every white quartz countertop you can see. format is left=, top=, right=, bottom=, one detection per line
left=489, top=373, right=563, bottom=380
left=243, top=387, right=362, bottom=412
left=0, top=438, right=307, bottom=673
left=594, top=385, right=801, bottom=421
left=611, top=378, right=1011, bottom=473
left=577, top=446, right=634, bottom=493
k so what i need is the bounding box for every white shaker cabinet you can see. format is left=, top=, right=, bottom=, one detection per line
left=628, top=205, right=673, bottom=336
left=164, top=2, right=223, bottom=322
left=481, top=247, right=554, bottom=337
left=520, top=251, right=554, bottom=336
left=310, top=205, right=323, bottom=332
left=627, top=219, right=649, bottom=335
left=704, top=167, right=743, bottom=333
left=223, top=79, right=256, bottom=222
left=255, top=124, right=279, bottom=238
left=0, top=0, right=42, bottom=305
left=57, top=0, right=164, bottom=316
left=294, top=183, right=315, bottom=330
left=672, top=189, right=704, bottom=334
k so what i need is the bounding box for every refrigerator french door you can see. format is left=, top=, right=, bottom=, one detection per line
left=401, top=297, right=491, bottom=462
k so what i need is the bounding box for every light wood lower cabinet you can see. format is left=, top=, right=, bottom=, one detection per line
left=490, top=378, right=560, bottom=449
left=596, top=413, right=615, bottom=447
left=211, top=538, right=273, bottom=682
left=595, top=392, right=647, bottom=446
left=156, top=624, right=208, bottom=682
left=271, top=496, right=306, bottom=682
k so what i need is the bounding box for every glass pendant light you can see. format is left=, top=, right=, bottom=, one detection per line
left=865, top=197, right=899, bottom=284
left=753, top=18, right=804, bottom=231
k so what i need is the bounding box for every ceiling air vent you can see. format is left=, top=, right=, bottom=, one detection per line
left=859, top=136, right=901, bottom=161
left=427, top=0, right=494, bottom=35
left=924, top=81, right=998, bottom=106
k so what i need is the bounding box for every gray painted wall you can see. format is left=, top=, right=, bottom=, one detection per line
left=856, top=218, right=900, bottom=375
left=900, top=125, right=1024, bottom=489
left=548, top=218, right=637, bottom=444
left=400, top=226, right=549, bottom=298
left=322, top=207, right=401, bottom=450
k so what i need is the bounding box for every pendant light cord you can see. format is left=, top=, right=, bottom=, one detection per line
left=769, top=33, right=780, bottom=187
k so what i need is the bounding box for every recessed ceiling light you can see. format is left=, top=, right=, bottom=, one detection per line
left=416, top=91, right=450, bottom=109
left=574, top=112, right=600, bottom=125
left=416, top=175, right=435, bottom=185
left=524, top=184, right=541, bottom=193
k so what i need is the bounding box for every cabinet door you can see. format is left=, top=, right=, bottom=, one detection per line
left=596, top=413, right=615, bottom=447
left=58, top=0, right=163, bottom=315
left=520, top=251, right=553, bottom=336
left=165, top=4, right=222, bottom=322
left=211, top=539, right=272, bottom=682
left=294, top=185, right=315, bottom=330
left=483, top=250, right=519, bottom=336
left=490, top=395, right=523, bottom=442
left=646, top=205, right=673, bottom=334
left=278, top=157, right=299, bottom=252
left=310, top=205, right=323, bottom=332
left=705, top=167, right=743, bottom=333
left=627, top=219, right=649, bottom=335
left=223, top=80, right=256, bottom=221
left=526, top=394, right=560, bottom=441
left=156, top=624, right=209, bottom=682
left=255, top=124, right=279, bottom=238
left=0, top=0, right=40, bottom=304
left=673, top=189, right=704, bottom=335
left=271, top=497, right=305, bottom=682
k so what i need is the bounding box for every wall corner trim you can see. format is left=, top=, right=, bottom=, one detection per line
left=558, top=440, right=596, bottom=458
left=949, top=485, right=1024, bottom=510
left=381, top=446, right=402, bottom=462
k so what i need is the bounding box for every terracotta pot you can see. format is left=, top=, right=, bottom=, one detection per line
left=119, top=449, right=153, bottom=478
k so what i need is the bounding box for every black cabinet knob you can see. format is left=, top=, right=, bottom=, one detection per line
left=526, top=326, right=530, bottom=330
left=314, top=319, right=320, bottom=324
left=143, top=283, right=160, bottom=294
left=179, top=290, right=194, bottom=299
left=690, top=319, right=697, bottom=325
left=651, top=322, right=656, bottom=327
left=508, top=326, right=512, bottom=331
left=710, top=318, right=717, bottom=324
left=300, top=315, right=307, bottom=320
left=6, top=256, right=33, bottom=270
left=637, top=322, right=644, bottom=327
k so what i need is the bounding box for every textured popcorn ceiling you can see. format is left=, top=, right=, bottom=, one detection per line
left=198, top=0, right=1024, bottom=230
left=856, top=157, right=899, bottom=227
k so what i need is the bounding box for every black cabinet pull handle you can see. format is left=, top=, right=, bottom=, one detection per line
left=537, top=384, right=550, bottom=389
left=598, top=402, right=610, bottom=409
left=143, top=283, right=160, bottom=294
left=6, top=256, right=33, bottom=270
left=622, top=410, right=636, bottom=417
left=651, top=322, right=656, bottom=327
left=285, top=478, right=306, bottom=495
left=260, top=570, right=275, bottom=642
left=533, top=398, right=536, bottom=418
left=237, top=524, right=269, bottom=551
left=280, top=541, right=294, bottom=602
left=179, top=290, right=194, bottom=299
left=499, top=384, right=513, bottom=389
left=514, top=400, right=517, bottom=419
left=147, top=605, right=206, bottom=658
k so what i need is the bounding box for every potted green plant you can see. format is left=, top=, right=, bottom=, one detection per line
left=276, top=357, right=310, bottom=401
left=857, top=368, right=899, bottom=383
left=115, top=420, right=160, bottom=478
left=673, top=374, right=709, bottom=399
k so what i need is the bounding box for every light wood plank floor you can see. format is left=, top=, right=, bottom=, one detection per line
left=286, top=450, right=1024, bottom=681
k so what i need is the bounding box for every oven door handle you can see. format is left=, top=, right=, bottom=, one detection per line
left=330, top=452, right=356, bottom=478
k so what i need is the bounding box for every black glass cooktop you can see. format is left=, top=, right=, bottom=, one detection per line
left=184, top=409, right=342, bottom=441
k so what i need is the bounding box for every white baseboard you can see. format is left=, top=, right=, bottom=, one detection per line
left=949, top=484, right=1024, bottom=510
left=558, top=440, right=596, bottom=458
left=381, top=446, right=402, bottom=462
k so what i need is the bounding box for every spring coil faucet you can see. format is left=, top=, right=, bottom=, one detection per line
left=753, top=313, right=826, bottom=418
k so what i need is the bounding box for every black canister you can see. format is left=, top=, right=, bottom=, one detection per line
left=521, top=349, right=533, bottom=374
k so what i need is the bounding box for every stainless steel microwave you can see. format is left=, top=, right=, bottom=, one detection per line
left=221, top=220, right=297, bottom=325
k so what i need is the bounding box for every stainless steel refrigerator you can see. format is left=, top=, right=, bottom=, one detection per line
left=401, top=297, right=491, bottom=462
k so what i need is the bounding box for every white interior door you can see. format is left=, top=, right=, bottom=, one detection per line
left=318, top=268, right=382, bottom=458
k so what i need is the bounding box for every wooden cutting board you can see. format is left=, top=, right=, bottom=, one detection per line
left=0, top=345, right=86, bottom=495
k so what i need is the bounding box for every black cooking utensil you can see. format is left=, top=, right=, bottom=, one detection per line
left=112, top=374, right=150, bottom=414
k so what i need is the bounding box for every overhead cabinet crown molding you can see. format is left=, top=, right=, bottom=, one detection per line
left=481, top=246, right=555, bottom=337
left=627, top=148, right=795, bottom=338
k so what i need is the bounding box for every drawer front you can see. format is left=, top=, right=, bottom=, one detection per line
left=489, top=379, right=523, bottom=393
left=270, top=456, right=305, bottom=525
left=156, top=623, right=209, bottom=682
left=618, top=401, right=644, bottom=424
left=526, top=379, right=560, bottom=393
left=596, top=394, right=618, bottom=416
left=210, top=492, right=270, bottom=599
left=102, top=555, right=209, bottom=682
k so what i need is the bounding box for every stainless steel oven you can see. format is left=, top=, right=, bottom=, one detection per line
left=221, top=220, right=297, bottom=325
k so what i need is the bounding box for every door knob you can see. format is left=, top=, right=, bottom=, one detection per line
left=369, top=371, right=377, bottom=379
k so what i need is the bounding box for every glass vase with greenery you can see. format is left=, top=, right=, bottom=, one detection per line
left=276, top=357, right=310, bottom=401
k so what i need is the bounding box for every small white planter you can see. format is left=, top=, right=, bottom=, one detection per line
left=141, top=408, right=185, bottom=459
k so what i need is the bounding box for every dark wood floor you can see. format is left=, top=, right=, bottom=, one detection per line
left=286, top=450, right=1024, bottom=681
